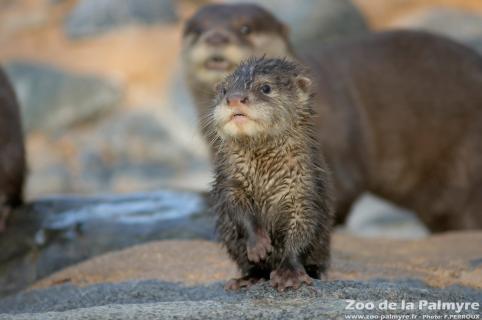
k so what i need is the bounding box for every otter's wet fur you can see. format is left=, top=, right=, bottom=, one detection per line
left=210, top=58, right=333, bottom=291
left=0, top=67, right=26, bottom=231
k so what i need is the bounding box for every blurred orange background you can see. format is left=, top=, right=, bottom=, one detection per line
left=1, top=0, right=482, bottom=198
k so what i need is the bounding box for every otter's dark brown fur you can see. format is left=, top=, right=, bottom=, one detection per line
left=210, top=58, right=333, bottom=291
left=0, top=67, right=26, bottom=231
left=304, top=32, right=482, bottom=231
left=183, top=4, right=482, bottom=232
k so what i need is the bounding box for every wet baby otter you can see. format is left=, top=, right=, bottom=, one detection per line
left=0, top=67, right=26, bottom=231
left=210, top=58, right=333, bottom=291
left=183, top=3, right=482, bottom=232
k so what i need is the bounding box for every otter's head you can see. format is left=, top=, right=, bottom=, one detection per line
left=182, top=4, right=293, bottom=95
left=212, top=58, right=312, bottom=141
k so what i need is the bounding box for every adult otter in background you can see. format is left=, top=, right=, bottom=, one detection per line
left=182, top=4, right=294, bottom=119
left=182, top=3, right=482, bottom=232
left=211, top=58, right=332, bottom=291
left=0, top=67, right=26, bottom=231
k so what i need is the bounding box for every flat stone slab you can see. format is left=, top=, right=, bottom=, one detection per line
left=1, top=279, right=480, bottom=319
left=32, top=232, right=482, bottom=290
left=0, top=191, right=214, bottom=298
left=1, top=232, right=481, bottom=319
left=33, top=240, right=234, bottom=288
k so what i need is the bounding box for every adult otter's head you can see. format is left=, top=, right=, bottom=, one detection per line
left=182, top=4, right=293, bottom=94
left=212, top=58, right=312, bottom=141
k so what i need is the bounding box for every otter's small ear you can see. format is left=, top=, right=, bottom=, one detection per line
left=296, top=76, right=312, bottom=93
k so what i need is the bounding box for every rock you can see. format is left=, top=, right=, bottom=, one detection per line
left=3, top=233, right=479, bottom=318
left=390, top=7, right=482, bottom=53
left=0, top=279, right=480, bottom=319
left=33, top=241, right=235, bottom=289
left=227, top=0, right=370, bottom=49
left=4, top=61, right=122, bottom=133
left=26, top=110, right=211, bottom=197
left=70, top=110, right=209, bottom=192
left=1, top=193, right=481, bottom=318
left=32, top=232, right=482, bottom=290
left=65, top=0, right=178, bottom=39
left=345, top=193, right=429, bottom=239
left=165, top=68, right=202, bottom=132
left=0, top=190, right=214, bottom=298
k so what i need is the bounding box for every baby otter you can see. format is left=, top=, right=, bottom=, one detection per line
left=210, top=58, right=333, bottom=291
left=0, top=67, right=26, bottom=231
left=184, top=4, right=482, bottom=232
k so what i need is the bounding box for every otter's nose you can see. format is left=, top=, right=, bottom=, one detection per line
left=205, top=31, right=230, bottom=46
left=226, top=94, right=249, bottom=107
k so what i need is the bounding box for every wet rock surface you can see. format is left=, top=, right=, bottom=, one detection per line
left=0, top=279, right=480, bottom=319
left=0, top=190, right=214, bottom=298
left=65, top=0, right=178, bottom=38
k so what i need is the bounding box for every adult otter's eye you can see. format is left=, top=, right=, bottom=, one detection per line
left=222, top=87, right=227, bottom=95
left=240, top=25, right=251, bottom=35
left=261, top=84, right=272, bottom=95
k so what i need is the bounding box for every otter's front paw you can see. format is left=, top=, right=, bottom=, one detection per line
left=247, top=230, right=272, bottom=263
left=224, top=276, right=264, bottom=291
left=270, top=268, right=313, bottom=292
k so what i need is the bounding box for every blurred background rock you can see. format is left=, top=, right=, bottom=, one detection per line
left=1, top=0, right=482, bottom=238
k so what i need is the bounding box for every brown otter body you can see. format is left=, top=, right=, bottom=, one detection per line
left=211, top=58, right=332, bottom=291
left=304, top=32, right=482, bottom=231
left=0, top=67, right=26, bottom=231
left=183, top=4, right=482, bottom=232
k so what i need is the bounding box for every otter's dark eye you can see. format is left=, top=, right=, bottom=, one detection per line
left=261, top=84, right=272, bottom=95
left=221, top=87, right=227, bottom=95
left=240, top=25, right=251, bottom=35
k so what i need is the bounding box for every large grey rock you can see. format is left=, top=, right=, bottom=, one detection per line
left=4, top=62, right=122, bottom=133
left=0, top=190, right=214, bottom=298
left=65, top=0, right=178, bottom=39
left=0, top=280, right=480, bottom=319
left=73, top=110, right=208, bottom=192
left=26, top=109, right=211, bottom=197
left=345, top=193, right=429, bottom=239
left=391, top=7, right=482, bottom=54
left=227, top=0, right=369, bottom=49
